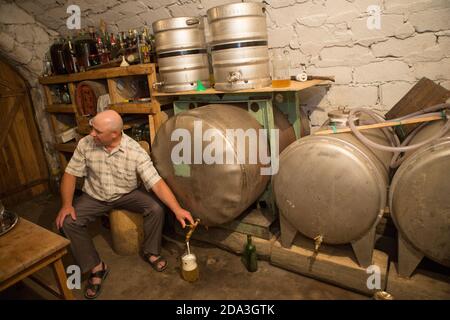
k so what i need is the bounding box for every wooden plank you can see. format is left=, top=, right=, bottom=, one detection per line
left=0, top=249, right=67, bottom=292
left=39, top=64, right=155, bottom=84
left=109, top=102, right=153, bottom=114
left=0, top=178, right=47, bottom=198
left=0, top=96, right=21, bottom=148
left=386, top=262, right=450, bottom=300
left=385, top=78, right=450, bottom=136
left=107, top=78, right=123, bottom=104
left=0, top=217, right=70, bottom=283
left=54, top=142, right=77, bottom=153
left=51, top=258, right=75, bottom=300
left=270, top=234, right=389, bottom=296
left=152, top=79, right=328, bottom=96
left=314, top=114, right=445, bottom=136
left=46, top=104, right=75, bottom=113
left=148, top=114, right=156, bottom=146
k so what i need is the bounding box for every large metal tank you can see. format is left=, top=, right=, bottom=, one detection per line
left=273, top=109, right=394, bottom=267
left=389, top=120, right=450, bottom=277
left=152, top=17, right=210, bottom=92
left=207, top=2, right=271, bottom=91
left=151, top=104, right=296, bottom=226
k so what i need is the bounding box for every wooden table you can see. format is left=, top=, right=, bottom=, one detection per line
left=0, top=217, right=74, bottom=300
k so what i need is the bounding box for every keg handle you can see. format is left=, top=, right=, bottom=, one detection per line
left=227, top=71, right=242, bottom=83
left=152, top=81, right=164, bottom=90
left=186, top=18, right=200, bottom=26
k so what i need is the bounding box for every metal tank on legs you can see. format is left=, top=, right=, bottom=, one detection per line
left=273, top=108, right=396, bottom=267
left=151, top=103, right=296, bottom=226
left=389, top=117, right=450, bottom=277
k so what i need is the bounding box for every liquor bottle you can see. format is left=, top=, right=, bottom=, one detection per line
left=87, top=26, right=100, bottom=66
left=242, top=235, right=258, bottom=272
left=66, top=36, right=79, bottom=73
left=50, top=38, right=71, bottom=74
left=126, top=29, right=134, bottom=54
left=139, top=33, right=151, bottom=64
left=96, top=36, right=109, bottom=64
left=110, top=33, right=119, bottom=59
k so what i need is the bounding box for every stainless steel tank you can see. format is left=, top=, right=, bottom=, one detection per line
left=207, top=2, right=271, bottom=91
left=389, top=120, right=450, bottom=277
left=151, top=104, right=296, bottom=226
left=152, top=17, right=210, bottom=92
left=273, top=109, right=394, bottom=267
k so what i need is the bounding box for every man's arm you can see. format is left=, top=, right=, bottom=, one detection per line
left=151, top=179, right=194, bottom=228
left=55, top=172, right=78, bottom=229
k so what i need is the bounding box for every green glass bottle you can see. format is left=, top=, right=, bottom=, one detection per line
left=242, top=234, right=258, bottom=272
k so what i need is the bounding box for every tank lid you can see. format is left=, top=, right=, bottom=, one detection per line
left=152, top=17, right=203, bottom=33
left=207, top=2, right=265, bottom=22
left=328, top=107, right=359, bottom=126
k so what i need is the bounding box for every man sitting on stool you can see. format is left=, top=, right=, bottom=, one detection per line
left=55, top=110, right=194, bottom=299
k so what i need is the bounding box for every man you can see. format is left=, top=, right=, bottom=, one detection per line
left=55, top=110, right=194, bottom=299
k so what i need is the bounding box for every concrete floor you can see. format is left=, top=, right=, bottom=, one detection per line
left=1, top=193, right=366, bottom=300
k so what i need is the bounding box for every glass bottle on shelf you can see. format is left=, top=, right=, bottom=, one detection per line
left=96, top=36, right=110, bottom=64
left=139, top=32, right=151, bottom=64
left=50, top=38, right=71, bottom=74
left=43, top=52, right=53, bottom=76
left=88, top=26, right=100, bottom=66
left=110, top=33, right=119, bottom=59
left=66, top=36, right=79, bottom=73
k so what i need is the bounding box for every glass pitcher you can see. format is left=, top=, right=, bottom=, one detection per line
left=271, top=48, right=291, bottom=88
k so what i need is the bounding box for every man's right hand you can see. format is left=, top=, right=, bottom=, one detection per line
left=56, top=206, right=77, bottom=230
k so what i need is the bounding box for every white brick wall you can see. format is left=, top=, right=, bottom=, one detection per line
left=0, top=0, right=448, bottom=134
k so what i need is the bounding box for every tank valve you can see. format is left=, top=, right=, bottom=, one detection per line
left=185, top=218, right=201, bottom=243
left=314, top=235, right=323, bottom=253
left=227, top=71, right=242, bottom=83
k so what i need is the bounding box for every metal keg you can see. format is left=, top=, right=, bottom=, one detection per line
left=207, top=2, right=271, bottom=91
left=152, top=17, right=210, bottom=92
left=390, top=120, right=450, bottom=277
left=273, top=109, right=395, bottom=267
left=151, top=104, right=296, bottom=226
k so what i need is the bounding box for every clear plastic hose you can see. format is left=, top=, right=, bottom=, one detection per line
left=347, top=104, right=450, bottom=160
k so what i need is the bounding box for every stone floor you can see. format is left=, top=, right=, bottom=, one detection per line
left=1, top=193, right=366, bottom=300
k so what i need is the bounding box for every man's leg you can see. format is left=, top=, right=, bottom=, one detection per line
left=62, top=193, right=111, bottom=273
left=113, top=188, right=166, bottom=268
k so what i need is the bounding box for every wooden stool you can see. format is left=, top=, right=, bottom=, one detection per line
left=109, top=209, right=144, bottom=255
left=109, top=141, right=149, bottom=256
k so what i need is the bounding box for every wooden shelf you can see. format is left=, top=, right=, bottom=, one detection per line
left=39, top=64, right=155, bottom=85
left=152, top=79, right=328, bottom=96
left=54, top=142, right=77, bottom=153
left=109, top=102, right=154, bottom=114
left=46, top=104, right=74, bottom=113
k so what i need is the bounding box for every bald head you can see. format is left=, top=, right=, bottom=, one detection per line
left=92, top=110, right=123, bottom=133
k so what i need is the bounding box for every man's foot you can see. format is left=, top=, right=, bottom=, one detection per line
left=144, top=253, right=168, bottom=272
left=84, top=262, right=109, bottom=299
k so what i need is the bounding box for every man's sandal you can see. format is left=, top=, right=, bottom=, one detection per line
left=84, top=262, right=109, bottom=299
left=143, top=253, right=168, bottom=272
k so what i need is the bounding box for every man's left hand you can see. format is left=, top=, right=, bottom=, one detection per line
left=174, top=208, right=194, bottom=228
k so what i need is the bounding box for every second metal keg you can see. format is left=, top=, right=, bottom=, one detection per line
left=207, top=2, right=271, bottom=91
